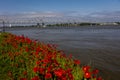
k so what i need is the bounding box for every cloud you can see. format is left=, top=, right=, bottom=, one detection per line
left=79, top=11, right=120, bottom=22
left=19, top=12, right=64, bottom=18
left=89, top=11, right=120, bottom=18
left=0, top=11, right=120, bottom=23
left=0, top=11, right=65, bottom=19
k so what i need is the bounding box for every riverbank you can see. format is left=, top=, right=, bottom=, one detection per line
left=2, top=25, right=120, bottom=31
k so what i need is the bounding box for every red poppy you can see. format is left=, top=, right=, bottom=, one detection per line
left=61, top=76, right=67, bottom=80
left=33, top=67, right=39, bottom=73
left=39, top=68, right=45, bottom=74
left=92, top=69, right=99, bottom=74
left=25, top=37, right=31, bottom=44
left=36, top=61, right=40, bottom=65
left=42, top=63, right=47, bottom=67
left=83, top=66, right=90, bottom=72
left=54, top=68, right=65, bottom=77
left=36, top=46, right=42, bottom=52
left=31, top=76, right=40, bottom=80
left=74, top=59, right=80, bottom=65
left=97, top=77, right=102, bottom=80
left=47, top=67, right=52, bottom=72
left=68, top=73, right=74, bottom=80
left=42, top=59, right=49, bottom=64
left=35, top=51, right=39, bottom=56
left=84, top=72, right=91, bottom=79
left=25, top=47, right=29, bottom=52
left=45, top=72, right=52, bottom=79
left=66, top=68, right=72, bottom=73
left=20, top=78, right=27, bottom=80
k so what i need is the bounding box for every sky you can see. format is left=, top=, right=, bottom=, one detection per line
left=0, top=0, right=120, bottom=22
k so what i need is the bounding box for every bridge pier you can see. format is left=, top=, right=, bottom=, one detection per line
left=2, top=21, right=5, bottom=32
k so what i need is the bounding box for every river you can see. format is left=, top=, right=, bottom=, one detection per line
left=7, top=26, right=120, bottom=80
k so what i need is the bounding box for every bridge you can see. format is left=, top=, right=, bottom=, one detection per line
left=0, top=14, right=83, bottom=28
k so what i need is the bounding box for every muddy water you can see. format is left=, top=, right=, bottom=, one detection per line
left=8, top=26, right=120, bottom=80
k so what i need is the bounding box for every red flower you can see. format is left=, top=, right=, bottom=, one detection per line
left=33, top=67, right=39, bottom=73
left=84, top=72, right=91, bottom=79
left=31, top=76, right=40, bottom=80
left=61, top=76, right=67, bottom=80
left=74, top=59, right=80, bottom=65
left=39, top=67, right=45, bottom=74
left=54, top=68, right=65, bottom=77
left=68, top=73, right=74, bottom=80
left=54, top=71, right=62, bottom=77
left=92, top=69, right=99, bottom=74
left=42, top=59, right=50, bottom=64
left=36, top=61, right=40, bottom=65
left=36, top=46, right=42, bottom=52
left=47, top=67, right=52, bottom=72
left=26, top=37, right=32, bottom=44
left=66, top=68, right=72, bottom=73
left=25, top=47, right=29, bottom=52
left=45, top=72, right=52, bottom=79
left=97, top=77, right=102, bottom=80
left=83, top=66, right=90, bottom=72
left=35, top=51, right=39, bottom=56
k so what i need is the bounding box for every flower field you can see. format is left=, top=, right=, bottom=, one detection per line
left=0, top=32, right=102, bottom=80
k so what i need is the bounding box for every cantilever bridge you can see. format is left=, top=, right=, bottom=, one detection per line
left=0, top=17, right=45, bottom=27
left=0, top=15, right=81, bottom=28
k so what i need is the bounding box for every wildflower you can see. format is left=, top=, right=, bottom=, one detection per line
left=45, top=72, right=52, bottom=79
left=42, top=59, right=49, bottom=64
left=61, top=76, right=67, bottom=80
left=35, top=51, right=39, bottom=56
left=83, top=66, right=90, bottom=72
left=36, top=61, right=40, bottom=65
left=97, top=77, right=102, bottom=80
left=20, top=78, right=27, bottom=80
left=92, top=69, right=99, bottom=74
left=68, top=73, right=74, bottom=80
left=54, top=68, right=65, bottom=77
left=74, top=59, right=80, bottom=65
left=84, top=72, right=91, bottom=79
left=66, top=68, right=72, bottom=73
left=25, top=47, right=29, bottom=52
left=47, top=67, right=52, bottom=72
left=31, top=76, right=40, bottom=80
left=33, top=67, right=39, bottom=73
left=25, top=37, right=31, bottom=44
left=39, top=67, right=45, bottom=74
left=42, top=63, right=46, bottom=67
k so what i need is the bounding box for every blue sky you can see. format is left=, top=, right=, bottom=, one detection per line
left=0, top=0, right=120, bottom=22
left=0, top=0, right=120, bottom=13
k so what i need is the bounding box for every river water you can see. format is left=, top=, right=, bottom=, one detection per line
left=7, top=26, right=120, bottom=80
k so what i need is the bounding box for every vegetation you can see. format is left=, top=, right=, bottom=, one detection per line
left=46, top=22, right=100, bottom=27
left=0, top=33, right=102, bottom=80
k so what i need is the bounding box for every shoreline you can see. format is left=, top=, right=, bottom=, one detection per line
left=1, top=25, right=120, bottom=31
